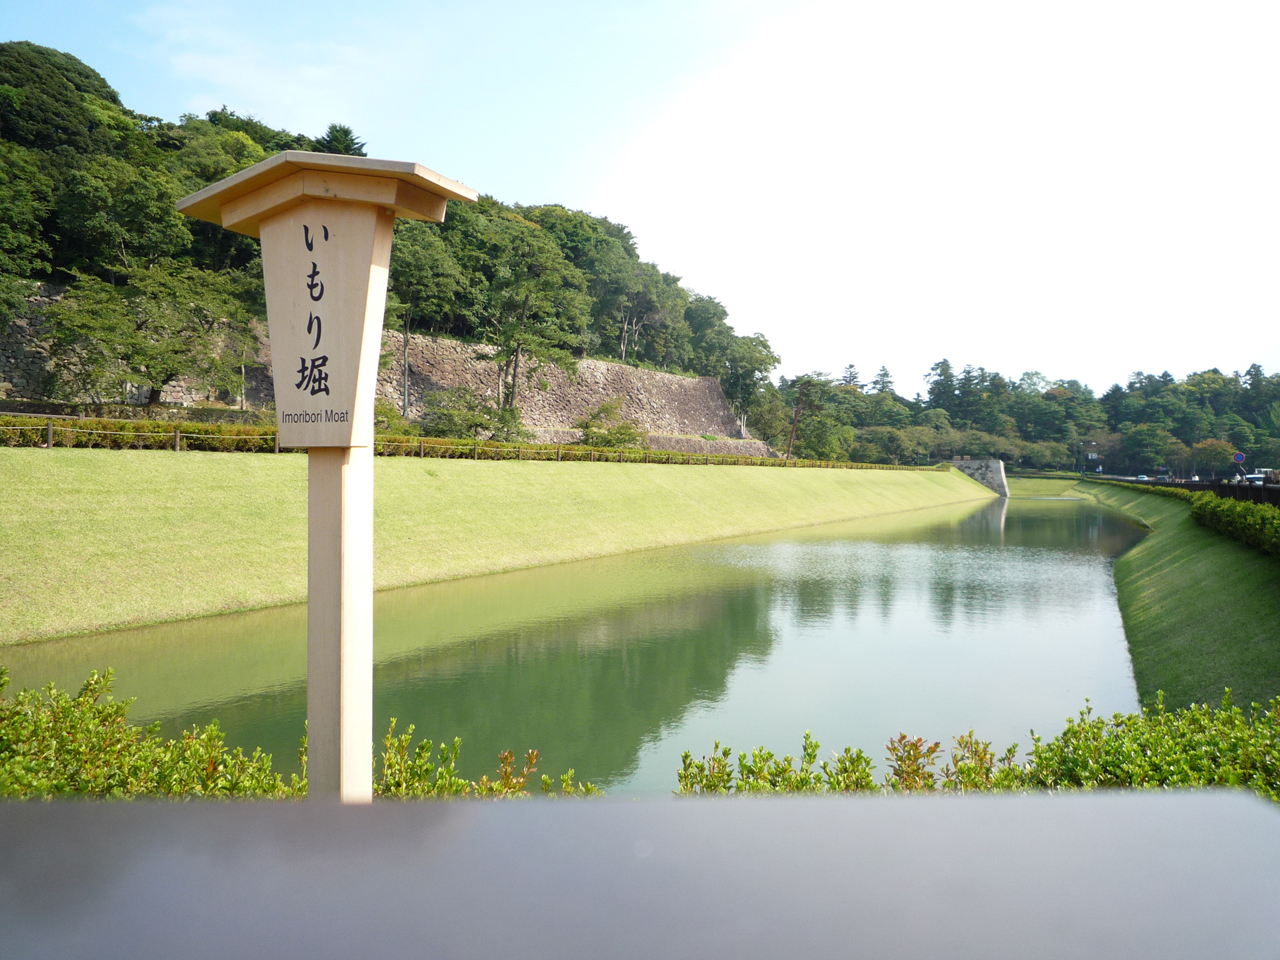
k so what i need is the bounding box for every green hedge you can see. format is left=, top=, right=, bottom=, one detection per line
left=1190, top=493, right=1280, bottom=558
left=0, top=416, right=280, bottom=453
left=1089, top=479, right=1197, bottom=503
left=372, top=433, right=942, bottom=470
left=0, top=415, right=946, bottom=472
left=1088, top=479, right=1280, bottom=558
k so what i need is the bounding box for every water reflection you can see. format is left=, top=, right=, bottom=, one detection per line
left=3, top=498, right=1147, bottom=794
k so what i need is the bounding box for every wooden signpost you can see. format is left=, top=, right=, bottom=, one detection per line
left=178, top=152, right=477, bottom=801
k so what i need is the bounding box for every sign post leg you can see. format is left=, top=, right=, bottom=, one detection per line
left=307, top=444, right=374, bottom=802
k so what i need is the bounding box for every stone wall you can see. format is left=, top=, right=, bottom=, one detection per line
left=0, top=291, right=60, bottom=402
left=0, top=309, right=773, bottom=453
left=0, top=287, right=273, bottom=408
left=952, top=457, right=1009, bottom=497
left=378, top=332, right=768, bottom=449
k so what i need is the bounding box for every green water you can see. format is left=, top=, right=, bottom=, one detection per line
left=4, top=496, right=1146, bottom=794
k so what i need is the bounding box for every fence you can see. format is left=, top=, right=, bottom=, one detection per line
left=1120, top=477, right=1280, bottom=508
left=0, top=415, right=947, bottom=474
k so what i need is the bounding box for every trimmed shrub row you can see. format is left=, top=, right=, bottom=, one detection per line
left=0, top=415, right=946, bottom=472
left=1190, top=493, right=1280, bottom=558
left=372, top=434, right=941, bottom=470
left=0, top=416, right=280, bottom=453
left=1087, top=479, right=1280, bottom=558
left=1088, top=479, right=1196, bottom=503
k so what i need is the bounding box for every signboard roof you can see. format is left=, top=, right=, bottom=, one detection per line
left=177, top=151, right=478, bottom=236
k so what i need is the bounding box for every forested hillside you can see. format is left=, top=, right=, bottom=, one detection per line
left=3, top=40, right=1279, bottom=474
left=0, top=41, right=776, bottom=422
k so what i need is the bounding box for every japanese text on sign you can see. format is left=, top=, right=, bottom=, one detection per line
left=296, top=223, right=330, bottom=397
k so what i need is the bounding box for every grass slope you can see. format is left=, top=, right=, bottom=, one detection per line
left=1, top=449, right=991, bottom=642
left=1070, top=480, right=1280, bottom=708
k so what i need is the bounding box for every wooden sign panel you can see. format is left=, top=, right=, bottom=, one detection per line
left=260, top=198, right=394, bottom=448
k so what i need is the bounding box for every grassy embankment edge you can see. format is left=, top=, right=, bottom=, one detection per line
left=1016, top=478, right=1280, bottom=708
left=1, top=448, right=993, bottom=643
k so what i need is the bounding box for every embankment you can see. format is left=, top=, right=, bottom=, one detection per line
left=1031, top=479, right=1280, bottom=708
left=0, top=449, right=993, bottom=642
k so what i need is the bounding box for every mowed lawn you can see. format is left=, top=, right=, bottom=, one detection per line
left=1074, top=481, right=1280, bottom=709
left=1, top=448, right=992, bottom=642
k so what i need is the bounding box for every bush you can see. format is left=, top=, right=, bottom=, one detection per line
left=677, top=693, right=1280, bottom=802
left=1090, top=479, right=1197, bottom=503
left=1, top=413, right=950, bottom=471
left=0, top=415, right=280, bottom=452
left=1190, top=493, right=1280, bottom=557
left=0, top=667, right=599, bottom=800
left=0, top=667, right=296, bottom=799
left=1090, top=480, right=1280, bottom=557
left=575, top=397, right=647, bottom=449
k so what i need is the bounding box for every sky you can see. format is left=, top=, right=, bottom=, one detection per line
left=7, top=1, right=1280, bottom=396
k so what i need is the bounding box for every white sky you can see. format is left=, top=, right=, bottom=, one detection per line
left=8, top=1, right=1280, bottom=395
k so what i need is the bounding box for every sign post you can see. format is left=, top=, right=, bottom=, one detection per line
left=178, top=152, right=477, bottom=801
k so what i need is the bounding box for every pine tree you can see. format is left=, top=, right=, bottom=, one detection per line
left=313, top=123, right=367, bottom=156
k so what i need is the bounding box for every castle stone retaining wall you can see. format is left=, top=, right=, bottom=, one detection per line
left=0, top=306, right=768, bottom=451
left=952, top=458, right=1009, bottom=496
left=379, top=332, right=754, bottom=443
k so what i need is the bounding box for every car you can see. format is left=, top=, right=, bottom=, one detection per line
left=1136, top=475, right=1149, bottom=481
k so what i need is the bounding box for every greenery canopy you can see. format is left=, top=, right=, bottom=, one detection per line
left=0, top=41, right=776, bottom=411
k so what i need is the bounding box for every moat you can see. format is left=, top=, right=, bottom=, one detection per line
left=6, top=495, right=1146, bottom=794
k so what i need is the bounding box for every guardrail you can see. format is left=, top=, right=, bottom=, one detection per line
left=0, top=415, right=947, bottom=473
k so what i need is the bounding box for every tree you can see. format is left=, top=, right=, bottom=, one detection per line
left=45, top=260, right=254, bottom=404
left=0, top=140, right=51, bottom=278
left=613, top=261, right=685, bottom=364
left=746, top=382, right=792, bottom=449
left=575, top=397, right=647, bottom=448
left=925, top=360, right=957, bottom=413
left=313, top=123, right=366, bottom=156
left=870, top=366, right=895, bottom=395
left=721, top=334, right=779, bottom=436
left=1192, top=439, right=1236, bottom=478
left=782, top=373, right=834, bottom=459
left=416, top=386, right=517, bottom=440
left=481, top=213, right=587, bottom=409
left=0, top=139, right=52, bottom=327
left=388, top=221, right=464, bottom=415
left=0, top=41, right=124, bottom=154
left=840, top=364, right=861, bottom=388
left=55, top=157, right=191, bottom=273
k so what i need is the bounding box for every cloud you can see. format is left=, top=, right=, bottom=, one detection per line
left=590, top=1, right=1280, bottom=392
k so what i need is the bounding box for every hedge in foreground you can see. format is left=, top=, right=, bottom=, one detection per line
left=678, top=694, right=1280, bottom=801
left=0, top=668, right=599, bottom=800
